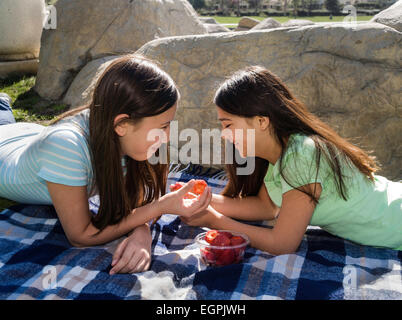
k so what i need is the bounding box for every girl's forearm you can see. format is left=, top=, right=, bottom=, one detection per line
left=211, top=212, right=281, bottom=254
left=77, top=201, right=161, bottom=247
left=211, top=193, right=278, bottom=221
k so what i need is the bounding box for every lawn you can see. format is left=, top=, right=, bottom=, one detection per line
left=0, top=75, right=68, bottom=125
left=209, top=15, right=374, bottom=28
left=0, top=198, right=16, bottom=212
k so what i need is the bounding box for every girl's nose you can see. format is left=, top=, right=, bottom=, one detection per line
left=221, top=128, right=234, bottom=144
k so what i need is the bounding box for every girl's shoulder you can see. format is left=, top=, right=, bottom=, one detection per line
left=54, top=108, right=90, bottom=138
left=42, top=109, right=90, bottom=145
left=276, top=133, right=333, bottom=185
left=282, top=133, right=318, bottom=163
left=39, top=111, right=91, bottom=158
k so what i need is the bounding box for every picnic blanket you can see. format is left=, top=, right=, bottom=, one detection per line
left=0, top=163, right=401, bottom=300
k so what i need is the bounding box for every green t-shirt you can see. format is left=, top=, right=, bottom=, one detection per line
left=264, top=133, right=402, bottom=250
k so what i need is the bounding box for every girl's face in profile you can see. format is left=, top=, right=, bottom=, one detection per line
left=217, top=107, right=256, bottom=158
left=115, top=103, right=177, bottom=161
left=216, top=107, right=270, bottom=159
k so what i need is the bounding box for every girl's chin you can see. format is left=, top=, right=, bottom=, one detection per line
left=234, top=146, right=246, bottom=158
left=126, top=152, right=149, bottom=162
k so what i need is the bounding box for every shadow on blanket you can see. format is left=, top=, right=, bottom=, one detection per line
left=0, top=163, right=401, bottom=300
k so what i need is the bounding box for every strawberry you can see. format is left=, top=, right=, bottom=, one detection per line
left=211, top=233, right=231, bottom=247
left=201, top=247, right=216, bottom=263
left=230, top=236, right=245, bottom=246
left=205, top=230, right=219, bottom=244
left=170, top=182, right=185, bottom=192
left=170, top=180, right=208, bottom=199
left=192, top=180, right=207, bottom=195
left=215, top=249, right=235, bottom=266
left=219, top=231, right=233, bottom=239
left=184, top=192, right=197, bottom=199
left=230, top=235, right=246, bottom=256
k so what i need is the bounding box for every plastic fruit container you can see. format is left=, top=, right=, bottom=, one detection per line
left=195, top=230, right=250, bottom=267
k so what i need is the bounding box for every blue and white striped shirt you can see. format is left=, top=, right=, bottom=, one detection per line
left=0, top=109, right=93, bottom=204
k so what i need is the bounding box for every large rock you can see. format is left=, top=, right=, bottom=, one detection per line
left=204, top=23, right=231, bottom=33
left=282, top=19, right=315, bottom=27
left=0, top=60, right=39, bottom=79
left=67, top=23, right=402, bottom=180
left=235, top=17, right=260, bottom=31
left=199, top=17, right=218, bottom=24
left=251, top=18, right=282, bottom=30
left=0, top=0, right=45, bottom=61
left=371, top=0, right=402, bottom=32
left=34, top=0, right=207, bottom=101
left=63, top=55, right=121, bottom=108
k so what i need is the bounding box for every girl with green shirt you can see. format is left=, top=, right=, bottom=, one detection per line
left=182, top=65, right=402, bottom=253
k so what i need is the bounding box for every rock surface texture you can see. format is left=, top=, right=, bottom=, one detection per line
left=34, top=0, right=207, bottom=100
left=371, top=0, right=402, bottom=32
left=62, top=20, right=402, bottom=179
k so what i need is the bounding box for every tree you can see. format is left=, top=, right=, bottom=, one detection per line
left=292, top=0, right=300, bottom=17
left=283, top=0, right=289, bottom=16
left=189, top=0, right=207, bottom=9
left=325, top=0, right=340, bottom=14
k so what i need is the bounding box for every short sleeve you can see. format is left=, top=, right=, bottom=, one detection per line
left=37, top=128, right=91, bottom=186
left=279, top=136, right=324, bottom=195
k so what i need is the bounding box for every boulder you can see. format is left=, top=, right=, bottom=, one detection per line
left=34, top=0, right=207, bottom=101
left=251, top=18, right=282, bottom=30
left=282, top=19, right=315, bottom=27
left=66, top=23, right=402, bottom=179
left=63, top=55, right=121, bottom=108
left=199, top=17, right=218, bottom=24
left=236, top=16, right=260, bottom=30
left=0, top=0, right=45, bottom=61
left=204, top=23, right=231, bottom=33
left=234, top=26, right=252, bottom=32
left=0, top=60, right=39, bottom=79
left=371, top=0, right=402, bottom=32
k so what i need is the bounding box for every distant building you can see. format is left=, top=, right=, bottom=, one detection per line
left=262, top=0, right=283, bottom=10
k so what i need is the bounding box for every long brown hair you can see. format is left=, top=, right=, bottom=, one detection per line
left=214, top=66, right=379, bottom=203
left=51, top=54, right=179, bottom=231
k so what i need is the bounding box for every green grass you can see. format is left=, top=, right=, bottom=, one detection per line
left=209, top=15, right=374, bottom=28
left=0, top=198, right=16, bottom=212
left=0, top=74, right=68, bottom=211
left=0, top=75, right=69, bottom=125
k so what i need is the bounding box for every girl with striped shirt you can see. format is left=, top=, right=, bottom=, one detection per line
left=0, top=55, right=212, bottom=274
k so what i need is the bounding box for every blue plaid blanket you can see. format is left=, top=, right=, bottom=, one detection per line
left=0, top=163, right=401, bottom=300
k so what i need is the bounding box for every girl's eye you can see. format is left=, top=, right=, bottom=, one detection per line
left=224, top=124, right=231, bottom=129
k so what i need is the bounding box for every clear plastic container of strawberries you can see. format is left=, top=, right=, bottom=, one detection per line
left=195, top=230, right=250, bottom=267
left=169, top=180, right=250, bottom=266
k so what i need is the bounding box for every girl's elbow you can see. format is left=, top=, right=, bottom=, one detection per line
left=67, top=235, right=88, bottom=248
left=260, top=238, right=300, bottom=255
left=69, top=239, right=85, bottom=248
left=269, top=247, right=297, bottom=256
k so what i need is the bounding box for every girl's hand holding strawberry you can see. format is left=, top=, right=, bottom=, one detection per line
left=180, top=205, right=222, bottom=229
left=158, top=179, right=212, bottom=218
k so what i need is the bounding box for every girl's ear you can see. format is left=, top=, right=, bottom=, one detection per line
left=114, top=114, right=130, bottom=137
left=257, top=116, right=270, bottom=131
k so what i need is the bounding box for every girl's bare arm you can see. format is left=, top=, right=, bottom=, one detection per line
left=210, top=183, right=279, bottom=221
left=46, top=182, right=161, bottom=247
left=46, top=179, right=211, bottom=247
left=187, top=183, right=321, bottom=255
